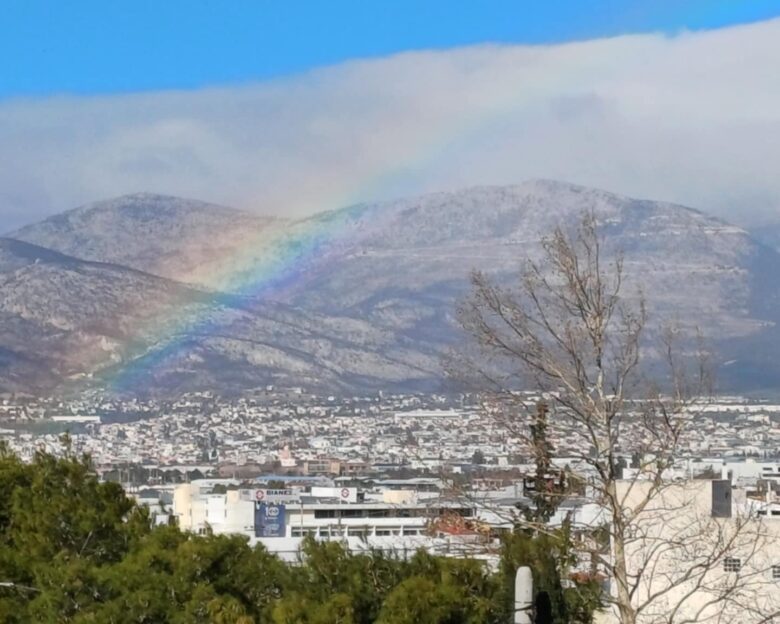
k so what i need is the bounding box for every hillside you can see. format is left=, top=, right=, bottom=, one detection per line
left=284, top=182, right=777, bottom=387
left=10, top=193, right=286, bottom=284
left=0, top=239, right=439, bottom=395
left=4, top=181, right=780, bottom=395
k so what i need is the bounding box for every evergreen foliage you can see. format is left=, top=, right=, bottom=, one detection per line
left=0, top=443, right=600, bottom=623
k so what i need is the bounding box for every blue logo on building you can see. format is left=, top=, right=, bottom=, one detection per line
left=254, top=502, right=286, bottom=537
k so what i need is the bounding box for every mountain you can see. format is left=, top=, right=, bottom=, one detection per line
left=5, top=180, right=780, bottom=395
left=0, top=237, right=204, bottom=393
left=284, top=182, right=777, bottom=372
left=10, top=193, right=286, bottom=285
left=0, top=238, right=439, bottom=396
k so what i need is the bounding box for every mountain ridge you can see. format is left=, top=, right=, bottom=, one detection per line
left=0, top=233, right=442, bottom=396
left=4, top=180, right=780, bottom=396
left=9, top=193, right=286, bottom=285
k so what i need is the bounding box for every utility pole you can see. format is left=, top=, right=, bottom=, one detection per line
left=514, top=566, right=533, bottom=624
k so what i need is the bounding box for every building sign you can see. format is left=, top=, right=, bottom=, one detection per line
left=254, top=502, right=286, bottom=538
left=340, top=487, right=357, bottom=503
left=311, top=486, right=358, bottom=503
left=240, top=488, right=295, bottom=502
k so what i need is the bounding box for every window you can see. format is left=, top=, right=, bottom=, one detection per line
left=403, top=528, right=419, bottom=536
left=724, top=557, right=741, bottom=572
left=375, top=529, right=392, bottom=536
left=772, top=565, right=780, bottom=580
left=291, top=528, right=315, bottom=537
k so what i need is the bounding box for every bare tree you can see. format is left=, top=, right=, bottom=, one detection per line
left=455, top=211, right=779, bottom=623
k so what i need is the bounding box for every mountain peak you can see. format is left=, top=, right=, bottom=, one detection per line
left=8, top=194, right=283, bottom=282
left=73, top=192, right=240, bottom=216
left=108, top=192, right=183, bottom=202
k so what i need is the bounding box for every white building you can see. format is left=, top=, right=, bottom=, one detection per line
left=596, top=479, right=780, bottom=623
left=172, top=481, right=482, bottom=561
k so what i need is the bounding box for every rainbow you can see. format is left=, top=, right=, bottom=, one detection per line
left=105, top=74, right=540, bottom=392
left=108, top=200, right=386, bottom=392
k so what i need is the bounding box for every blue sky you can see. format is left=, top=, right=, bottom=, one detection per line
left=3, top=0, right=780, bottom=98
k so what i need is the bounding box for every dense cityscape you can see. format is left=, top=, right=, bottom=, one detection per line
left=3, top=391, right=780, bottom=560
left=4, top=392, right=780, bottom=469
left=5, top=3, right=780, bottom=622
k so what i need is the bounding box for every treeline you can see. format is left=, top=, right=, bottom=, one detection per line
left=0, top=445, right=600, bottom=623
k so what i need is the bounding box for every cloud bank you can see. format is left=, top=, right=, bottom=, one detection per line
left=2, top=18, right=780, bottom=230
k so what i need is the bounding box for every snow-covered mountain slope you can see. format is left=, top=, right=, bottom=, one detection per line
left=285, top=181, right=774, bottom=359
left=0, top=238, right=439, bottom=396
left=9, top=193, right=286, bottom=285
left=0, top=237, right=204, bottom=393
left=5, top=180, right=780, bottom=395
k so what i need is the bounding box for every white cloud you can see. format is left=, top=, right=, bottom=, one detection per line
left=2, top=18, right=780, bottom=230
